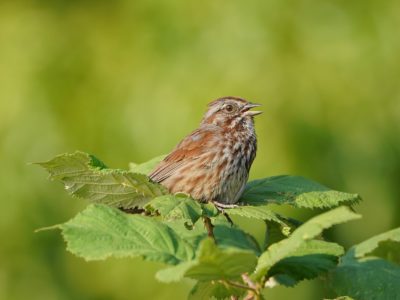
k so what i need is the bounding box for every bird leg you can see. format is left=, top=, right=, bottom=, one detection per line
left=212, top=201, right=240, bottom=209
left=212, top=201, right=237, bottom=226
left=222, top=211, right=234, bottom=226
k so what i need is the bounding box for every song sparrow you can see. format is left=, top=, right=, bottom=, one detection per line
left=150, top=97, right=262, bottom=208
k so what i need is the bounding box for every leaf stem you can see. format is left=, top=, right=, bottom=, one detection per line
left=241, top=273, right=258, bottom=290
left=219, top=279, right=256, bottom=293
left=203, top=216, right=215, bottom=241
left=219, top=277, right=263, bottom=300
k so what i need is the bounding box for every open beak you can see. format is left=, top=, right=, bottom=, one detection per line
left=242, top=102, right=262, bottom=117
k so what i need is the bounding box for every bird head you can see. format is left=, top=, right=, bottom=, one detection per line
left=201, top=96, right=262, bottom=129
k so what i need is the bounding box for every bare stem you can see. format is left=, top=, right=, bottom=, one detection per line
left=219, top=279, right=257, bottom=293
left=203, top=216, right=215, bottom=240
left=241, top=273, right=258, bottom=290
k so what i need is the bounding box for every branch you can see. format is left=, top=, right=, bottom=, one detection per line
left=219, top=276, right=263, bottom=300
left=218, top=279, right=257, bottom=293
left=203, top=216, right=215, bottom=240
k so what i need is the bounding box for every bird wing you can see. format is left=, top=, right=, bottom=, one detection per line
left=149, top=127, right=219, bottom=183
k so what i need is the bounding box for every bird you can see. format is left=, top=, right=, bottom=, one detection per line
left=149, top=96, right=262, bottom=209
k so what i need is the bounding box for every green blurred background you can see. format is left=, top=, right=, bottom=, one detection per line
left=1, top=0, right=399, bottom=299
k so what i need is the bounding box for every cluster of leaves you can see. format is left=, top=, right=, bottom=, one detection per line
left=36, top=152, right=400, bottom=300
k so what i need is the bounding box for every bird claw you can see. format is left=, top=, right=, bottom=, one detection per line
left=212, top=201, right=236, bottom=226
left=212, top=201, right=240, bottom=210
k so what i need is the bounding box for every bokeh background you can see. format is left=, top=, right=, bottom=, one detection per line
left=1, top=0, right=399, bottom=299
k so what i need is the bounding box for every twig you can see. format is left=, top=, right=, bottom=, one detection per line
left=241, top=273, right=258, bottom=290
left=219, top=280, right=257, bottom=293
left=203, top=216, right=215, bottom=240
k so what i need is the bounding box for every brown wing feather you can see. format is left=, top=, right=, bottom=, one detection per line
left=149, top=126, right=219, bottom=183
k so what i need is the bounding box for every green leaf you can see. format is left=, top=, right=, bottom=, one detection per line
left=227, top=205, right=294, bottom=246
left=367, top=240, right=400, bottom=265
left=129, top=155, right=166, bottom=175
left=36, top=152, right=167, bottom=209
left=329, top=228, right=400, bottom=299
left=155, top=260, right=197, bottom=282
left=228, top=205, right=285, bottom=224
left=164, top=218, right=261, bottom=256
left=184, top=238, right=257, bottom=281
left=329, top=255, right=400, bottom=300
left=240, top=175, right=361, bottom=209
left=201, top=202, right=220, bottom=218
left=214, top=224, right=261, bottom=255
left=188, top=281, right=243, bottom=300
left=145, top=195, right=260, bottom=252
left=156, top=238, right=257, bottom=283
left=145, top=195, right=203, bottom=227
left=268, top=240, right=344, bottom=286
left=145, top=197, right=260, bottom=253
left=163, top=220, right=207, bottom=250
left=264, top=221, right=289, bottom=249
left=254, top=206, right=360, bottom=279
left=53, top=204, right=195, bottom=264
left=284, top=239, right=344, bottom=257
left=352, top=227, right=400, bottom=264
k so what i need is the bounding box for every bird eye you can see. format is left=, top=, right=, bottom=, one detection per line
left=225, top=104, right=234, bottom=112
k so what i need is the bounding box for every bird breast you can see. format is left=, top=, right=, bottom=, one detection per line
left=160, top=128, right=257, bottom=204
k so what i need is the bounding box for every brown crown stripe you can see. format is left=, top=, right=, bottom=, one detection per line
left=208, top=96, right=248, bottom=107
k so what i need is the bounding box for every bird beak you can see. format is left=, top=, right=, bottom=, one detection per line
left=242, top=102, right=262, bottom=116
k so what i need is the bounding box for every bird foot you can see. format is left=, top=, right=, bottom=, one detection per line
left=212, top=201, right=240, bottom=209
left=212, top=201, right=236, bottom=226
